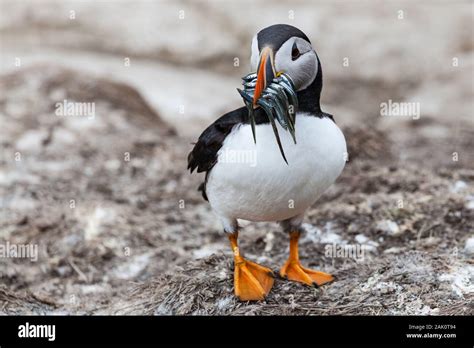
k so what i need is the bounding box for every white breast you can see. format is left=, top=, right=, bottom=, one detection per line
left=206, top=113, right=347, bottom=225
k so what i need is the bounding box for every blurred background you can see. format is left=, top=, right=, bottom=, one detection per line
left=0, top=0, right=472, bottom=315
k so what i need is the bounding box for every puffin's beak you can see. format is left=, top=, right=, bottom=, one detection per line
left=253, top=46, right=276, bottom=108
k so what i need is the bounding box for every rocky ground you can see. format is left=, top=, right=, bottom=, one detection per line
left=0, top=0, right=472, bottom=315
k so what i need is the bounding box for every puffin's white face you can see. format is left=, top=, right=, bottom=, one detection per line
left=250, top=35, right=319, bottom=91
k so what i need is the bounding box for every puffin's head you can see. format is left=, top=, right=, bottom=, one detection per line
left=250, top=24, right=320, bottom=105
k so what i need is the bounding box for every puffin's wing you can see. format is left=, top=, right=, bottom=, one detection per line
left=187, top=106, right=248, bottom=174
left=187, top=106, right=249, bottom=201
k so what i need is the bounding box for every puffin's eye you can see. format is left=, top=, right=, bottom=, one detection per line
left=291, top=42, right=300, bottom=61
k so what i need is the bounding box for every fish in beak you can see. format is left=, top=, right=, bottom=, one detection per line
left=237, top=47, right=298, bottom=164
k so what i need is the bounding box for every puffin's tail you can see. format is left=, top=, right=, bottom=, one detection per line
left=198, top=182, right=208, bottom=201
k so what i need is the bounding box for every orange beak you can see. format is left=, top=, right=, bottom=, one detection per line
left=253, top=46, right=276, bottom=108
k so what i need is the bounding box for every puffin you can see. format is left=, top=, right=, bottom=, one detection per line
left=188, top=24, right=347, bottom=301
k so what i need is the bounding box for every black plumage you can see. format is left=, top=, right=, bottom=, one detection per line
left=257, top=24, right=310, bottom=51
left=187, top=106, right=266, bottom=200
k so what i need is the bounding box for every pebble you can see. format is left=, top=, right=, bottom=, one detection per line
left=451, top=180, right=467, bottom=193
left=355, top=234, right=369, bottom=244
left=376, top=219, right=401, bottom=236
left=464, top=237, right=474, bottom=256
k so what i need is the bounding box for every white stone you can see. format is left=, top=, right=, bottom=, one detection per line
left=377, top=220, right=400, bottom=236
left=451, top=180, right=467, bottom=193
left=464, top=237, right=474, bottom=256
left=355, top=234, right=369, bottom=244
left=16, top=130, right=46, bottom=153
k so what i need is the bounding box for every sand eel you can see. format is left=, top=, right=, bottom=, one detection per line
left=188, top=24, right=347, bottom=301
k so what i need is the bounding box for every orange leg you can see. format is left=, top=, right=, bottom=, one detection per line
left=280, top=231, right=334, bottom=287
left=229, top=232, right=274, bottom=301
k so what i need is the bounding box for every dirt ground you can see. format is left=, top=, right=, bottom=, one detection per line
left=0, top=0, right=472, bottom=315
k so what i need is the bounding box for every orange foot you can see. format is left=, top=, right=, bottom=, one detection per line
left=234, top=258, right=274, bottom=301
left=280, top=259, right=334, bottom=287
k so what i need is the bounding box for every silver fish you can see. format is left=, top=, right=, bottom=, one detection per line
left=237, top=72, right=299, bottom=163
